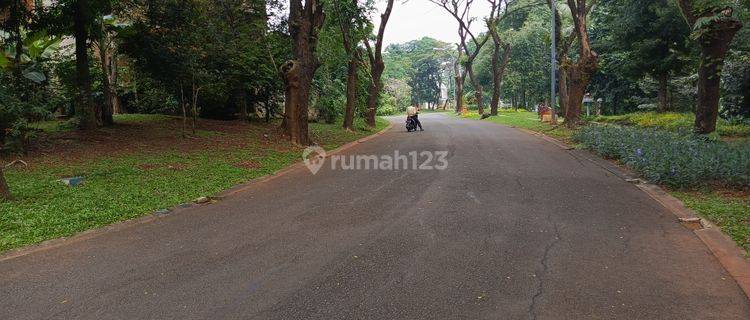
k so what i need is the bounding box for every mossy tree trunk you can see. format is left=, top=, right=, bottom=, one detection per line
left=74, top=0, right=98, bottom=130
left=282, top=0, right=324, bottom=145
left=675, top=1, right=743, bottom=134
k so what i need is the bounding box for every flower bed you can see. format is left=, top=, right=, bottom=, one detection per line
left=573, top=125, right=750, bottom=189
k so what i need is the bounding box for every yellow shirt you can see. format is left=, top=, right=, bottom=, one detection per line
left=406, top=106, right=417, bottom=116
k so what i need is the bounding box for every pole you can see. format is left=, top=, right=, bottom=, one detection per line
left=550, top=0, right=557, bottom=123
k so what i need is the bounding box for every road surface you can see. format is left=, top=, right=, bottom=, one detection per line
left=1, top=113, right=748, bottom=319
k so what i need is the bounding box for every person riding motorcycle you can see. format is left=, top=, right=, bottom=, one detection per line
left=406, top=106, right=424, bottom=131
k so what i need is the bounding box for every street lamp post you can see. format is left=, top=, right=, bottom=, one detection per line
left=550, top=0, right=557, bottom=123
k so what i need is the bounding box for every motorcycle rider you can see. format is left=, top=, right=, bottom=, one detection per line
left=406, top=105, right=424, bottom=131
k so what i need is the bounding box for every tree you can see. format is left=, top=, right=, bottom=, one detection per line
left=595, top=0, right=691, bottom=112
left=499, top=2, right=552, bottom=110
left=431, top=0, right=490, bottom=114
left=331, top=0, right=369, bottom=131
left=675, top=0, right=744, bottom=134
left=486, top=0, right=510, bottom=116
left=72, top=0, right=99, bottom=129
left=561, top=0, right=597, bottom=127
left=281, top=0, right=325, bottom=145
left=92, top=13, right=122, bottom=126
left=206, top=0, right=274, bottom=122
left=381, top=37, right=453, bottom=112
left=120, top=0, right=211, bottom=137
left=363, top=0, right=395, bottom=127
left=409, top=55, right=442, bottom=107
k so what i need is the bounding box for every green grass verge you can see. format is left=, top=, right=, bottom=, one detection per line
left=672, top=190, right=750, bottom=253
left=455, top=109, right=574, bottom=140
left=1, top=116, right=389, bottom=252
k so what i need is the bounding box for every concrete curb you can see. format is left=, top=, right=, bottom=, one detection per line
left=0, top=121, right=395, bottom=262
left=509, top=124, right=750, bottom=300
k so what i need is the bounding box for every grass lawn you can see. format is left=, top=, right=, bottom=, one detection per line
left=0, top=114, right=389, bottom=252
left=672, top=190, right=750, bottom=253
left=455, top=109, right=574, bottom=140
left=455, top=109, right=750, bottom=254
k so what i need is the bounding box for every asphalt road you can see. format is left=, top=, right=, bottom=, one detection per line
left=1, top=113, right=748, bottom=319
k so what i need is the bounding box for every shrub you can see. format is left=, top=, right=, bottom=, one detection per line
left=130, top=78, right=179, bottom=115
left=591, top=112, right=750, bottom=138
left=377, top=93, right=400, bottom=116
left=313, top=89, right=344, bottom=124
left=0, top=73, right=51, bottom=152
left=573, top=125, right=750, bottom=189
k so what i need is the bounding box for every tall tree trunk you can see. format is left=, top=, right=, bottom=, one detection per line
left=364, top=0, right=394, bottom=127
left=455, top=73, right=465, bottom=113
left=454, top=47, right=465, bottom=113
left=675, top=1, right=743, bottom=134
left=343, top=56, right=358, bottom=131
left=558, top=62, right=569, bottom=116
left=180, top=84, right=187, bottom=138
left=133, top=74, right=139, bottom=109
left=340, top=10, right=359, bottom=131
left=548, top=1, right=570, bottom=120
left=282, top=60, right=314, bottom=145
left=565, top=58, right=597, bottom=126
left=467, top=66, right=483, bottom=115
left=99, top=22, right=114, bottom=126
left=364, top=68, right=382, bottom=127
left=486, top=5, right=511, bottom=117
left=74, top=0, right=97, bottom=130
left=563, top=0, right=597, bottom=128
left=237, top=89, right=248, bottom=121
left=191, top=81, right=200, bottom=136
left=111, top=54, right=120, bottom=114
left=657, top=73, right=669, bottom=112
left=0, top=166, right=11, bottom=201
left=488, top=20, right=500, bottom=115
left=694, top=24, right=741, bottom=134
left=490, top=42, right=511, bottom=116
left=282, top=0, right=324, bottom=145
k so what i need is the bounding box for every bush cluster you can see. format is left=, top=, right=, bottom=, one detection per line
left=573, top=125, right=750, bottom=189
left=591, top=112, right=750, bottom=138
left=0, top=74, right=53, bottom=152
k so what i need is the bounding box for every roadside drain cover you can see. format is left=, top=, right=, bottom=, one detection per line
left=678, top=218, right=704, bottom=230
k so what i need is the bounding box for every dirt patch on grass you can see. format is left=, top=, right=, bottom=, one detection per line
left=137, top=163, right=188, bottom=171
left=715, top=189, right=750, bottom=199
left=3, top=116, right=292, bottom=168
left=234, top=161, right=261, bottom=170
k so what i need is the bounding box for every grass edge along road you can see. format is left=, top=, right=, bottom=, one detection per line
left=456, top=110, right=750, bottom=254
left=0, top=115, right=389, bottom=252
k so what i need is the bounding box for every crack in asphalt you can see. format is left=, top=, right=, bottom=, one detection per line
left=527, top=218, right=562, bottom=320
left=566, top=150, right=589, bottom=168
left=513, top=175, right=536, bottom=201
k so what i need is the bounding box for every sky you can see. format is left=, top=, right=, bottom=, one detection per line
left=373, top=0, right=494, bottom=48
